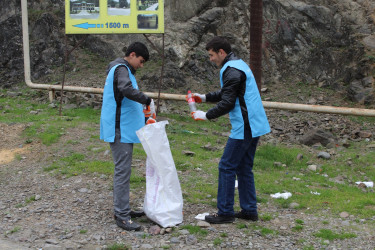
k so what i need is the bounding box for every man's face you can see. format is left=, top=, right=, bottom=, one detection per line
left=208, top=49, right=227, bottom=67
left=127, top=52, right=145, bottom=70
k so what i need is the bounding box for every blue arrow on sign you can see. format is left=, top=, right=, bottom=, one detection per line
left=73, top=22, right=97, bottom=29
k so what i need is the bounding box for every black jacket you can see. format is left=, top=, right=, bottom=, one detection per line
left=205, top=53, right=250, bottom=126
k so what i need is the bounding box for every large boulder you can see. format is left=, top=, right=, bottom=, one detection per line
left=347, top=76, right=374, bottom=104
left=299, top=129, right=335, bottom=147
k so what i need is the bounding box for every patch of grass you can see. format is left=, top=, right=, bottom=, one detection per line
left=348, top=116, right=375, bottom=128
left=237, top=223, right=247, bottom=229
left=129, top=174, right=146, bottom=188
left=6, top=226, right=21, bottom=235
left=15, top=195, right=36, bottom=208
left=314, top=229, right=357, bottom=240
left=43, top=153, right=117, bottom=177
left=79, top=229, right=88, bottom=234
left=254, top=142, right=375, bottom=218
left=15, top=154, right=22, bottom=161
left=260, top=214, right=273, bottom=221
left=66, top=139, right=80, bottom=145
left=25, top=195, right=36, bottom=204
left=292, top=225, right=304, bottom=232
left=15, top=203, right=24, bottom=208
left=213, top=237, right=223, bottom=246
left=106, top=243, right=129, bottom=250
left=220, top=232, right=228, bottom=237
left=295, top=219, right=304, bottom=225
left=179, top=225, right=208, bottom=236
left=303, top=245, right=315, bottom=250
left=0, top=92, right=100, bottom=146
left=260, top=227, right=278, bottom=236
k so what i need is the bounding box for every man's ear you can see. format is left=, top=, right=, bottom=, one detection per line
left=218, top=49, right=227, bottom=57
left=129, top=52, right=136, bottom=58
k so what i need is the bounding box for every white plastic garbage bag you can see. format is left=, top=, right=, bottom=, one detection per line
left=136, top=121, right=183, bottom=227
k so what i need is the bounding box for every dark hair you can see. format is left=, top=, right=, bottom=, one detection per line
left=125, top=42, right=150, bottom=61
left=205, top=36, right=232, bottom=54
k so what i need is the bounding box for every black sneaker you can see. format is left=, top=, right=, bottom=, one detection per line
left=234, top=211, right=258, bottom=221
left=205, top=213, right=235, bottom=224
left=114, top=216, right=141, bottom=231
left=130, top=210, right=145, bottom=218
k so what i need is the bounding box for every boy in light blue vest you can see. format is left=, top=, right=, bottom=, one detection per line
left=100, top=42, right=155, bottom=231
left=190, top=36, right=271, bottom=224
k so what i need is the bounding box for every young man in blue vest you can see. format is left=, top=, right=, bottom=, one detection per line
left=190, top=36, right=271, bottom=224
left=100, top=42, right=156, bottom=231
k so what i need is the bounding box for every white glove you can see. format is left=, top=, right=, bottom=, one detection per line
left=192, top=110, right=207, bottom=121
left=193, top=93, right=206, bottom=103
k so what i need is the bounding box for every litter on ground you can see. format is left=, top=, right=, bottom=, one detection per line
left=270, top=192, right=292, bottom=199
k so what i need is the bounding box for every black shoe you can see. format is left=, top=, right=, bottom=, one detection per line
left=234, top=211, right=258, bottom=221
left=205, top=213, right=235, bottom=224
left=114, top=216, right=141, bottom=231
left=130, top=210, right=145, bottom=218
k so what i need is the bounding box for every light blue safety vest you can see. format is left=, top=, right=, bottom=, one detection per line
left=100, top=64, right=144, bottom=143
left=220, top=59, right=271, bottom=139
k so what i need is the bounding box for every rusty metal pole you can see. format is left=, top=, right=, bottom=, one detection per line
left=250, top=0, right=263, bottom=93
left=157, top=33, right=165, bottom=115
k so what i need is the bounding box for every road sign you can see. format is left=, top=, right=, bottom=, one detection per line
left=65, top=0, right=164, bottom=34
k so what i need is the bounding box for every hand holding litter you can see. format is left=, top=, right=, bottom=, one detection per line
left=143, top=99, right=156, bottom=119
left=146, top=117, right=156, bottom=125
left=193, top=93, right=206, bottom=103
left=186, top=92, right=206, bottom=103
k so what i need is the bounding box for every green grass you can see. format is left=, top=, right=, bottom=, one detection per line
left=15, top=195, right=36, bottom=208
left=179, top=225, right=208, bottom=236
left=1, top=89, right=375, bottom=224
left=213, top=237, right=223, bottom=246
left=43, top=152, right=145, bottom=185
left=220, top=232, right=228, bottom=237
left=314, top=229, right=357, bottom=240
left=296, top=219, right=304, bottom=225
left=0, top=91, right=100, bottom=146
left=25, top=195, right=36, bottom=204
left=260, top=227, right=278, bottom=236
left=237, top=223, right=247, bottom=229
left=303, top=245, right=315, bottom=250
left=5, top=226, right=21, bottom=235
left=292, top=225, right=304, bottom=232
left=260, top=214, right=273, bottom=221
left=106, top=243, right=129, bottom=250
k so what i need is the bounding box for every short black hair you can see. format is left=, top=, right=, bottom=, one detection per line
left=125, top=42, right=150, bottom=61
left=205, top=36, right=232, bottom=54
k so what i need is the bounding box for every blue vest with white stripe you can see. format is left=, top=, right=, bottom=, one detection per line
left=220, top=59, right=271, bottom=139
left=100, top=64, right=144, bottom=143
